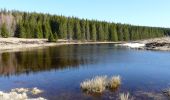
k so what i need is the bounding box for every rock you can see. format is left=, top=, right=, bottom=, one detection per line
left=145, top=42, right=170, bottom=51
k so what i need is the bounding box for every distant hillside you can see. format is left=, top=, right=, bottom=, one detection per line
left=0, top=10, right=170, bottom=41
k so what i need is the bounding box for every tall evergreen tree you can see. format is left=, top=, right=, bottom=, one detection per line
left=91, top=23, right=97, bottom=41
left=48, top=32, right=57, bottom=42
left=117, top=24, right=124, bottom=41
left=109, top=24, right=118, bottom=41
left=34, top=23, right=43, bottom=38
left=1, top=23, right=9, bottom=38
left=67, top=19, right=73, bottom=40
left=15, top=22, right=26, bottom=38
left=58, top=18, right=67, bottom=39
left=53, top=32, right=58, bottom=41
left=85, top=21, right=90, bottom=41
left=80, top=20, right=86, bottom=41
left=104, top=23, right=109, bottom=41
left=123, top=25, right=130, bottom=41
left=74, top=21, right=81, bottom=40
left=97, top=24, right=105, bottom=41
left=42, top=22, right=51, bottom=38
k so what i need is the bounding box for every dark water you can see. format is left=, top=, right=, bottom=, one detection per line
left=0, top=44, right=170, bottom=100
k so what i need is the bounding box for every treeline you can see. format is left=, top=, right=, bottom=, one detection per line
left=0, top=9, right=170, bottom=41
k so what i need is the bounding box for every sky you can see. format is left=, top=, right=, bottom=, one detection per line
left=0, top=0, right=170, bottom=28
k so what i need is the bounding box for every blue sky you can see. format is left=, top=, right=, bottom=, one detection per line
left=0, top=0, right=170, bottom=27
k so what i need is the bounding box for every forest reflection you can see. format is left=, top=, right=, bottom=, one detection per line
left=0, top=45, right=102, bottom=77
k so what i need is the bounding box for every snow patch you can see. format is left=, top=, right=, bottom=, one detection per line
left=0, top=88, right=46, bottom=100
left=121, top=43, right=145, bottom=48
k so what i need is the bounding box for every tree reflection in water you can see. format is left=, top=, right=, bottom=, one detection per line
left=0, top=44, right=102, bottom=77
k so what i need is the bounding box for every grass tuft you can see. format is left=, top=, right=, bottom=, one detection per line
left=80, top=76, right=107, bottom=93
left=107, top=76, right=121, bottom=89
left=80, top=75, right=121, bottom=93
left=120, top=92, right=133, bottom=100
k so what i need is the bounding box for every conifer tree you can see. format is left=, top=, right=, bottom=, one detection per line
left=104, top=23, right=109, bottom=41
left=67, top=19, right=73, bottom=40
left=58, top=18, right=67, bottom=39
left=91, top=23, right=97, bottom=41
left=53, top=32, right=58, bottom=41
left=117, top=25, right=124, bottom=41
left=85, top=21, right=90, bottom=41
left=42, top=22, right=51, bottom=38
left=80, top=20, right=86, bottom=41
left=1, top=23, right=9, bottom=38
left=48, top=32, right=56, bottom=42
left=123, top=25, right=130, bottom=41
left=74, top=21, right=81, bottom=40
left=15, top=22, right=23, bottom=38
left=98, top=24, right=104, bottom=41
left=110, top=24, right=118, bottom=41
left=34, top=23, right=43, bottom=38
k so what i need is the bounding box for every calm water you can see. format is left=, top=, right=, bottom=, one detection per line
left=0, top=44, right=170, bottom=100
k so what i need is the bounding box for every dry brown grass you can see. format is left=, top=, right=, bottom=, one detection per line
left=80, top=75, right=121, bottom=93
left=119, top=92, right=133, bottom=100
left=107, top=76, right=121, bottom=89
left=80, top=76, right=107, bottom=93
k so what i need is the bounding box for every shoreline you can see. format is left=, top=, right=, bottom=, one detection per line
left=0, top=38, right=122, bottom=53
left=1, top=37, right=170, bottom=53
left=137, top=37, right=170, bottom=51
left=119, top=37, right=170, bottom=51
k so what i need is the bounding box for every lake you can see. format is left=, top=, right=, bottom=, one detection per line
left=0, top=44, right=170, bottom=100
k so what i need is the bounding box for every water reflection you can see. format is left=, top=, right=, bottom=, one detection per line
left=0, top=44, right=112, bottom=76
left=0, top=45, right=92, bottom=76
